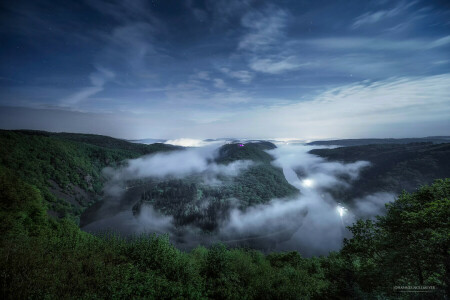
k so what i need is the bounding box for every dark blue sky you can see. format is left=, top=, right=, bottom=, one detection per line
left=0, top=0, right=449, bottom=139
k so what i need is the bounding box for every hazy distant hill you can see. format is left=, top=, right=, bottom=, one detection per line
left=129, top=138, right=167, bottom=144
left=307, top=136, right=450, bottom=146
left=310, top=142, right=450, bottom=202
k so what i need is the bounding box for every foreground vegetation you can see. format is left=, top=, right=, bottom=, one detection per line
left=1, top=166, right=448, bottom=298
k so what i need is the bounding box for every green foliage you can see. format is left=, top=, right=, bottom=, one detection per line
left=215, top=142, right=275, bottom=164
left=1, top=131, right=448, bottom=298
left=230, top=164, right=298, bottom=206
left=0, top=130, right=177, bottom=218
left=310, top=142, right=450, bottom=202
left=0, top=162, right=448, bottom=298
left=136, top=163, right=298, bottom=231
left=134, top=143, right=298, bottom=231
left=0, top=167, right=48, bottom=237
left=0, top=173, right=327, bottom=299
left=340, top=179, right=450, bottom=298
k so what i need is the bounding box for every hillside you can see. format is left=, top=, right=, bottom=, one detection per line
left=1, top=165, right=448, bottom=298
left=87, top=141, right=299, bottom=232
left=0, top=130, right=178, bottom=219
left=215, top=141, right=276, bottom=164
left=307, top=136, right=450, bottom=146
left=309, top=142, right=450, bottom=202
left=0, top=131, right=448, bottom=298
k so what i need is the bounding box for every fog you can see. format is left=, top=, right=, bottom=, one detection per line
left=102, top=145, right=254, bottom=197
left=217, top=144, right=380, bottom=256
left=82, top=141, right=396, bottom=256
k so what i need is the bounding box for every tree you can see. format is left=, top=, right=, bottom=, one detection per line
left=343, top=179, right=450, bottom=298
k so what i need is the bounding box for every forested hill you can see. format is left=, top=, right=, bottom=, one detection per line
left=307, top=136, right=450, bottom=146
left=94, top=141, right=299, bottom=232
left=13, top=129, right=177, bottom=154
left=215, top=141, right=276, bottom=164
left=310, top=142, right=450, bottom=201
left=0, top=130, right=178, bottom=219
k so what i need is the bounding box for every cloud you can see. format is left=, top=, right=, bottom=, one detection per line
left=219, top=68, right=254, bottom=84
left=61, top=66, right=115, bottom=105
left=56, top=1, right=163, bottom=109
left=353, top=192, right=396, bottom=218
left=193, top=71, right=211, bottom=81
left=300, top=35, right=450, bottom=51
left=94, top=142, right=393, bottom=256
left=236, top=6, right=310, bottom=76
left=300, top=37, right=424, bottom=51
left=429, top=35, right=450, bottom=48
left=220, top=144, right=373, bottom=255
left=2, top=0, right=449, bottom=139
left=352, top=1, right=418, bottom=29
left=249, top=56, right=306, bottom=74
left=103, top=145, right=254, bottom=195
left=83, top=206, right=174, bottom=236
left=163, top=79, right=252, bottom=107
left=201, top=0, right=255, bottom=25
left=238, top=7, right=288, bottom=52
left=213, top=78, right=227, bottom=89
left=193, top=74, right=450, bottom=139
left=3, top=73, right=449, bottom=140
left=165, top=138, right=212, bottom=147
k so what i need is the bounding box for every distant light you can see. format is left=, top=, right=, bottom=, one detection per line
left=337, top=205, right=347, bottom=218
left=302, top=179, right=314, bottom=187
left=238, top=144, right=245, bottom=147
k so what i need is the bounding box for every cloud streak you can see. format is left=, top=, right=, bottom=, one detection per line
left=62, top=67, right=115, bottom=106
left=352, top=1, right=418, bottom=29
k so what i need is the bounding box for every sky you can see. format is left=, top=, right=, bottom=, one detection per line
left=0, top=0, right=449, bottom=139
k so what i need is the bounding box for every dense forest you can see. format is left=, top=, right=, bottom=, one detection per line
left=1, top=167, right=448, bottom=298
left=0, top=130, right=178, bottom=221
left=0, top=130, right=449, bottom=298
left=310, top=142, right=450, bottom=203
left=133, top=142, right=299, bottom=231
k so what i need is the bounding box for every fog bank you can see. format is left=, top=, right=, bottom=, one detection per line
left=83, top=142, right=396, bottom=256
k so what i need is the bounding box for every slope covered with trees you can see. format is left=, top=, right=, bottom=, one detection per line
left=1, top=131, right=449, bottom=298
left=1, top=165, right=448, bottom=298
left=310, top=142, right=450, bottom=202
left=0, top=130, right=178, bottom=219
left=132, top=142, right=299, bottom=231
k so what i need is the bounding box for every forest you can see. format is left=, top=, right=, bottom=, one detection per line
left=0, top=130, right=178, bottom=221
left=0, top=130, right=449, bottom=299
left=133, top=142, right=299, bottom=231
left=310, top=142, right=450, bottom=202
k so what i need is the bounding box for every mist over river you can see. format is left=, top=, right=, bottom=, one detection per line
left=81, top=141, right=394, bottom=256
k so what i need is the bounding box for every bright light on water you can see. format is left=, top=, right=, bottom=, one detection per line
left=302, top=179, right=315, bottom=187
left=337, top=205, right=347, bottom=217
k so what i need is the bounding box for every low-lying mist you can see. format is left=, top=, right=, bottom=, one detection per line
left=82, top=141, right=396, bottom=256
